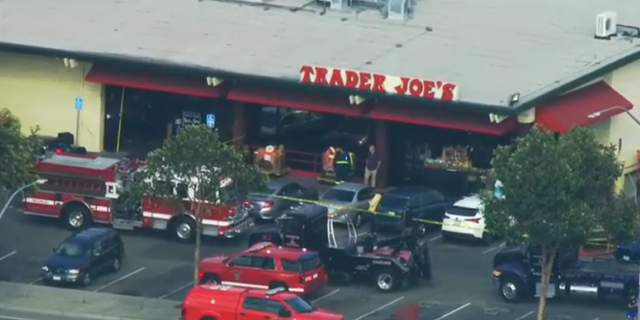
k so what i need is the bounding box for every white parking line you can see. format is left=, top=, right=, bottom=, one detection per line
left=311, top=288, right=341, bottom=303
left=514, top=310, right=534, bottom=320
left=591, top=318, right=599, bottom=320
left=483, top=242, right=506, bottom=254
left=352, top=296, right=404, bottom=320
left=94, top=267, right=146, bottom=292
left=0, top=315, right=40, bottom=320
left=29, top=277, right=42, bottom=284
left=432, top=302, right=471, bottom=320
left=0, top=250, right=17, bottom=262
left=429, top=235, right=442, bottom=242
left=158, top=281, right=194, bottom=300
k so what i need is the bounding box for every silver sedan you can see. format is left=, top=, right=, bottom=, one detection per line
left=320, top=183, right=376, bottom=227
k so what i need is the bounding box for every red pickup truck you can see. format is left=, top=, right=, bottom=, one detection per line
left=181, top=285, right=344, bottom=320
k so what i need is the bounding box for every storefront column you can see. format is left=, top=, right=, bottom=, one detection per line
left=233, top=102, right=247, bottom=147
left=375, top=120, right=389, bottom=189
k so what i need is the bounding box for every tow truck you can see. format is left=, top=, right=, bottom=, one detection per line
left=492, top=243, right=639, bottom=303
left=248, top=204, right=430, bottom=292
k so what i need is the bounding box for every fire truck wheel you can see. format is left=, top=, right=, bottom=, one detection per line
left=62, top=204, right=92, bottom=230
left=171, top=216, right=196, bottom=243
left=373, top=268, right=401, bottom=292
left=499, top=276, right=524, bottom=303
left=200, top=317, right=217, bottom=320
left=200, top=273, right=221, bottom=284
left=268, top=281, right=288, bottom=291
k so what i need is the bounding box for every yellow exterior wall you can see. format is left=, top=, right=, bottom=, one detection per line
left=0, top=52, right=104, bottom=151
left=609, top=59, right=640, bottom=173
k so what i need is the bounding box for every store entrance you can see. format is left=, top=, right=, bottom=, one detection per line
left=245, top=105, right=374, bottom=178
left=103, top=85, right=233, bottom=158
left=389, top=122, right=513, bottom=197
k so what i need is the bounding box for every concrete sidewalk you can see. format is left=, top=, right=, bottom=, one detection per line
left=0, top=281, right=180, bottom=320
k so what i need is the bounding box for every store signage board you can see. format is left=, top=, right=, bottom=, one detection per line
left=206, top=114, right=216, bottom=128
left=300, top=65, right=459, bottom=101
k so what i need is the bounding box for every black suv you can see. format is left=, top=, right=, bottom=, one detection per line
left=41, top=228, right=124, bottom=286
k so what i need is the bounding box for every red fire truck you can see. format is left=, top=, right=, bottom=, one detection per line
left=21, top=153, right=254, bottom=242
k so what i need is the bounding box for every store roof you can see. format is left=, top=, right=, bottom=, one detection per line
left=0, top=0, right=639, bottom=109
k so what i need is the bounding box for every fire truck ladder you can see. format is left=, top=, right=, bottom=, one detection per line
left=327, top=206, right=358, bottom=248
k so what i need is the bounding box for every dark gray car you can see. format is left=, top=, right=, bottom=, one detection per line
left=247, top=180, right=318, bottom=220
left=320, top=183, right=375, bottom=227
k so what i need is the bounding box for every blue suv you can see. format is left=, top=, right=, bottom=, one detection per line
left=41, top=227, right=124, bottom=286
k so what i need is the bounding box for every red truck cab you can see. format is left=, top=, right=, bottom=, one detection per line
left=199, top=242, right=327, bottom=294
left=182, top=285, right=344, bottom=320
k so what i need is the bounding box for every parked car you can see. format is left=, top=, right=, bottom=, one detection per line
left=199, top=241, right=327, bottom=294
left=41, top=227, right=124, bottom=286
left=319, top=183, right=375, bottom=227
left=247, top=180, right=319, bottom=220
left=441, top=195, right=491, bottom=244
left=374, top=187, right=448, bottom=236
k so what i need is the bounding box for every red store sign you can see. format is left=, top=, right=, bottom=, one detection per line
left=300, top=65, right=459, bottom=101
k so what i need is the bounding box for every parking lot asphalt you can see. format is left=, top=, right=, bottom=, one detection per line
left=0, top=177, right=623, bottom=320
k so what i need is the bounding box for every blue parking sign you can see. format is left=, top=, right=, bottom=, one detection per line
left=75, top=96, right=83, bottom=111
left=206, top=114, right=215, bottom=128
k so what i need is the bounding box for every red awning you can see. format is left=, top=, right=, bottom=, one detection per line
left=227, top=83, right=364, bottom=116
left=368, top=102, right=518, bottom=135
left=85, top=65, right=225, bottom=98
left=535, top=81, right=633, bottom=133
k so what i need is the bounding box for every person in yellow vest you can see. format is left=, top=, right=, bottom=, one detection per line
left=368, top=192, right=382, bottom=235
left=332, top=147, right=353, bottom=183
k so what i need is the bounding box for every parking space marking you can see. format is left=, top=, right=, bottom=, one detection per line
left=483, top=242, right=506, bottom=254
left=0, top=250, right=17, bottom=262
left=94, top=267, right=146, bottom=292
left=513, top=310, right=533, bottom=320
left=0, top=315, right=39, bottom=320
left=311, top=288, right=341, bottom=303
left=429, top=235, right=442, bottom=242
left=158, top=281, right=194, bottom=300
left=352, top=296, right=404, bottom=320
left=432, top=302, right=471, bottom=320
left=29, top=278, right=42, bottom=284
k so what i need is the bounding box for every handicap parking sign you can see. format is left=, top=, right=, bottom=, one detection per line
left=206, top=114, right=215, bottom=128
left=75, top=96, right=83, bottom=111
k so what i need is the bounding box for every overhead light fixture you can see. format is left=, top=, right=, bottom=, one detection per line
left=206, top=77, right=225, bottom=87
left=489, top=113, right=508, bottom=123
left=63, top=58, right=78, bottom=68
left=508, top=92, right=520, bottom=106
left=348, top=95, right=368, bottom=105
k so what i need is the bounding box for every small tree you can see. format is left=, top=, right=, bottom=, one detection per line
left=131, top=125, right=267, bottom=285
left=0, top=109, right=41, bottom=197
left=482, top=126, right=638, bottom=320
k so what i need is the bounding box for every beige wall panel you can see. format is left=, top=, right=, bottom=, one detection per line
left=0, top=52, right=104, bottom=151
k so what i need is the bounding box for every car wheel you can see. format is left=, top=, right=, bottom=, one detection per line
left=171, top=216, right=196, bottom=243
left=111, top=257, right=121, bottom=272
left=268, top=281, right=288, bottom=291
left=82, top=273, right=92, bottom=287
left=200, top=273, right=221, bottom=285
left=373, top=268, right=401, bottom=292
left=499, top=276, right=524, bottom=303
left=481, top=232, right=493, bottom=246
left=62, top=205, right=92, bottom=230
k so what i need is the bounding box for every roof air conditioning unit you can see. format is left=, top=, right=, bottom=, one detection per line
left=595, top=11, right=617, bottom=39
left=387, top=0, right=408, bottom=20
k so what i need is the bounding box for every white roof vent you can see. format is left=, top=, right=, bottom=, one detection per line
left=595, top=11, right=618, bottom=39
left=387, top=0, right=409, bottom=20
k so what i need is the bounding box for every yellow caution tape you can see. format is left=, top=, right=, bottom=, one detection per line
left=252, top=193, right=622, bottom=249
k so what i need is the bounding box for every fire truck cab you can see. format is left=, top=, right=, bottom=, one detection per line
left=22, top=153, right=253, bottom=243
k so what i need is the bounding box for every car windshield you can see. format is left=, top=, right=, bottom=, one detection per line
left=322, top=189, right=355, bottom=202
left=284, top=296, right=315, bottom=313
left=448, top=206, right=478, bottom=217
left=379, top=195, right=409, bottom=208
left=55, top=242, right=88, bottom=257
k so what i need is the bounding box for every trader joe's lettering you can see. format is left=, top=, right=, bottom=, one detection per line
left=299, top=65, right=459, bottom=101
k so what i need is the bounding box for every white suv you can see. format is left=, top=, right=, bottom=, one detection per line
left=441, top=195, right=491, bottom=244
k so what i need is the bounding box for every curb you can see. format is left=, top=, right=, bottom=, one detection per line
left=0, top=304, right=164, bottom=320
